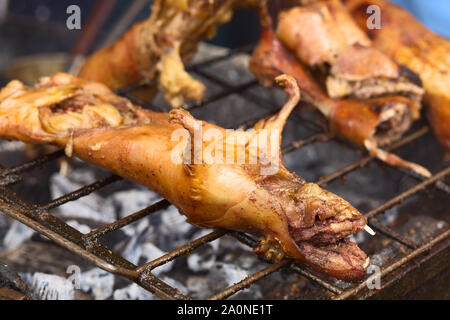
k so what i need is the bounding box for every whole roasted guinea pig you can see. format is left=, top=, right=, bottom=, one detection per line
left=0, top=73, right=370, bottom=280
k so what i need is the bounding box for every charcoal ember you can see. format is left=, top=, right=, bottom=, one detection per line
left=113, top=283, right=156, bottom=300
left=23, top=272, right=75, bottom=300
left=264, top=273, right=324, bottom=300
left=50, top=172, right=116, bottom=223
left=0, top=260, right=29, bottom=296
left=400, top=215, right=447, bottom=245
left=79, top=268, right=115, bottom=300
left=200, top=54, right=254, bottom=86
left=187, top=230, right=220, bottom=272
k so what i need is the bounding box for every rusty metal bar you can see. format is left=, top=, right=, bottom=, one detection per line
left=332, top=227, right=450, bottom=300
left=138, top=230, right=227, bottom=272
left=368, top=220, right=417, bottom=249
left=365, top=166, right=450, bottom=219
left=0, top=44, right=448, bottom=301
left=0, top=150, right=64, bottom=177
left=282, top=133, right=330, bottom=154
left=392, top=165, right=450, bottom=196
left=35, top=175, right=121, bottom=213
left=317, top=127, right=430, bottom=186
left=83, top=199, right=171, bottom=241
left=208, top=260, right=291, bottom=300
left=0, top=188, right=192, bottom=300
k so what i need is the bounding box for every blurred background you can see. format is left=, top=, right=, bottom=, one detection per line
left=0, top=0, right=448, bottom=85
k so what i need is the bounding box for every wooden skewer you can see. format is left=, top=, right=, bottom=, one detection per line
left=364, top=225, right=376, bottom=236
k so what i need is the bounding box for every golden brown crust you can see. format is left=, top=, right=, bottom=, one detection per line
left=277, top=0, right=371, bottom=66
left=275, top=0, right=424, bottom=104
left=343, top=0, right=450, bottom=156
left=78, top=23, right=143, bottom=91
left=0, top=73, right=369, bottom=281
left=78, top=0, right=259, bottom=107
left=331, top=44, right=400, bottom=81
left=250, top=28, right=419, bottom=146
left=250, top=26, right=429, bottom=176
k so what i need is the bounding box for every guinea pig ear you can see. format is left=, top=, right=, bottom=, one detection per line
left=253, top=74, right=301, bottom=143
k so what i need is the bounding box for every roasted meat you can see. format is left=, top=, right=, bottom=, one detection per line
left=78, top=0, right=258, bottom=108
left=250, top=18, right=430, bottom=177
left=0, top=73, right=370, bottom=281
left=275, top=0, right=424, bottom=102
left=343, top=0, right=450, bottom=159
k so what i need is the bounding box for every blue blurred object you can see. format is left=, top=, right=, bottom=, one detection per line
left=390, top=0, right=450, bottom=38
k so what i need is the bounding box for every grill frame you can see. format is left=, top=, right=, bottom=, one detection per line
left=0, top=44, right=449, bottom=300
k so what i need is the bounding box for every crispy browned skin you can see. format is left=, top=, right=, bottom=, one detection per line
left=343, top=0, right=450, bottom=159
left=78, top=0, right=258, bottom=108
left=277, top=0, right=371, bottom=66
left=0, top=73, right=369, bottom=281
left=250, top=26, right=430, bottom=177
left=275, top=0, right=424, bottom=102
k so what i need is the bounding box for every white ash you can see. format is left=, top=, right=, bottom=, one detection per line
left=139, top=242, right=174, bottom=276
left=23, top=272, right=75, bottom=300
left=160, top=275, right=187, bottom=295
left=186, top=275, right=211, bottom=299
left=66, top=220, right=92, bottom=234
left=110, top=188, right=160, bottom=238
left=204, top=262, right=248, bottom=294
left=377, top=206, right=400, bottom=226
left=187, top=229, right=220, bottom=273
left=113, top=283, right=156, bottom=300
left=185, top=261, right=258, bottom=299
left=157, top=205, right=194, bottom=251
left=119, top=218, right=153, bottom=265
left=50, top=171, right=116, bottom=223
left=79, top=268, right=115, bottom=300
left=3, top=221, right=35, bottom=250
left=369, top=240, right=406, bottom=267
left=111, top=189, right=161, bottom=219
left=117, top=220, right=174, bottom=275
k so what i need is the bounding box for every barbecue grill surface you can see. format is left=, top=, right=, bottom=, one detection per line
left=0, top=44, right=449, bottom=300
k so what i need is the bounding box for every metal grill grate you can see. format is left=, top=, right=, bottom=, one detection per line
left=0, top=44, right=449, bottom=300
